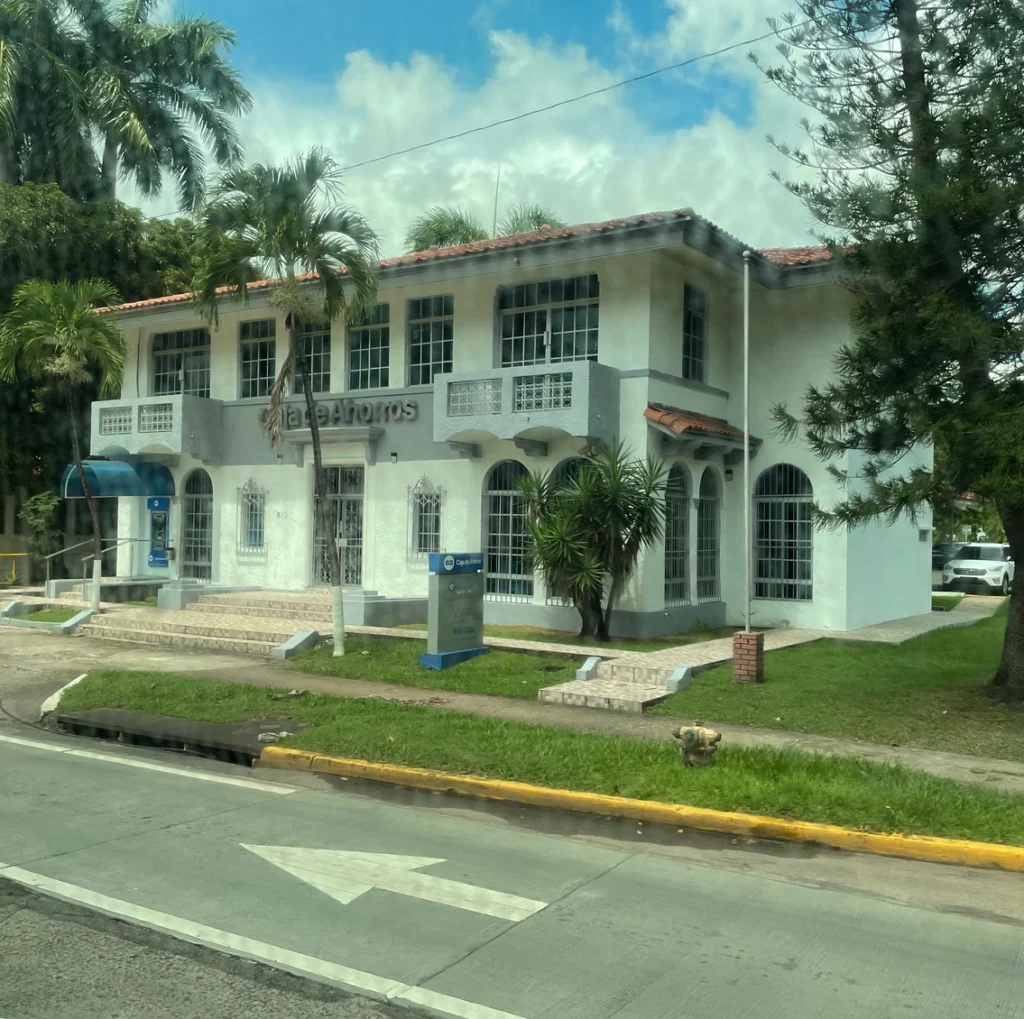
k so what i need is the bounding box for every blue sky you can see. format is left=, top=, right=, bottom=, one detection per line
left=146, top=0, right=813, bottom=254
left=184, top=0, right=755, bottom=135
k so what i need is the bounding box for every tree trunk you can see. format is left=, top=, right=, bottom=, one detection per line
left=990, top=502, right=1024, bottom=699
left=574, top=594, right=598, bottom=638
left=101, top=135, right=118, bottom=202
left=67, top=391, right=103, bottom=607
left=295, top=321, right=345, bottom=656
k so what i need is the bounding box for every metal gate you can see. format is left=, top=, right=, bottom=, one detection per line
left=182, top=469, right=213, bottom=580
left=312, top=466, right=364, bottom=586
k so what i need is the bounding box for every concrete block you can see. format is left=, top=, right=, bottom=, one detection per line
left=271, top=629, right=320, bottom=660
left=1, top=600, right=26, bottom=619
left=56, top=610, right=94, bottom=635
left=575, top=655, right=601, bottom=681
left=666, top=665, right=693, bottom=694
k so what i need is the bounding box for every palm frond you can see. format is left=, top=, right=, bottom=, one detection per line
left=496, top=202, right=565, bottom=237
left=404, top=206, right=487, bottom=253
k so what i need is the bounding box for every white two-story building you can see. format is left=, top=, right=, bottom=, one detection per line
left=76, top=207, right=931, bottom=635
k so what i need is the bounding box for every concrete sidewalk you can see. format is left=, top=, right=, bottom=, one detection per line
left=5, top=621, right=1016, bottom=798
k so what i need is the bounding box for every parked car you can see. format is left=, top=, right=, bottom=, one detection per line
left=931, top=542, right=962, bottom=571
left=941, top=542, right=1014, bottom=594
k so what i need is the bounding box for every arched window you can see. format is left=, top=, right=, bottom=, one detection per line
left=754, top=464, right=813, bottom=601
left=664, top=464, right=689, bottom=605
left=550, top=456, right=588, bottom=490
left=485, top=460, right=533, bottom=600
left=696, top=468, right=721, bottom=603
left=182, top=468, right=213, bottom=580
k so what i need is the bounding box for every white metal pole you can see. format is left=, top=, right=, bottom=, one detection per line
left=742, top=250, right=752, bottom=634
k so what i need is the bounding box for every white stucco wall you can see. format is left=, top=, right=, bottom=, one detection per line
left=103, top=245, right=929, bottom=633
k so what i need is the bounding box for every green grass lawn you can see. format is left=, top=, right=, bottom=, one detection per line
left=60, top=669, right=1024, bottom=846
left=653, top=606, right=1024, bottom=762
left=396, top=621, right=740, bottom=653
left=20, top=607, right=76, bottom=623
left=286, top=636, right=580, bottom=699
left=932, top=592, right=964, bottom=611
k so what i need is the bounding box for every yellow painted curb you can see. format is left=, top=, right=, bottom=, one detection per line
left=259, top=745, right=1024, bottom=872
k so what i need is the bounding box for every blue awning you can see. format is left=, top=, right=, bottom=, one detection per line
left=60, top=460, right=175, bottom=499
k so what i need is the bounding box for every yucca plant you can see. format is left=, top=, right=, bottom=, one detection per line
left=521, top=444, right=668, bottom=640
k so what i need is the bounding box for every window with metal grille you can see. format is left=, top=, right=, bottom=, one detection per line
left=682, top=284, right=707, bottom=383
left=696, top=468, right=721, bottom=602
left=239, top=319, right=277, bottom=398
left=182, top=469, right=214, bottom=581
left=237, top=478, right=266, bottom=552
left=754, top=464, right=813, bottom=601
left=408, top=295, right=454, bottom=385
left=408, top=477, right=443, bottom=557
left=151, top=328, right=210, bottom=398
left=497, top=274, right=599, bottom=367
left=348, top=304, right=389, bottom=390
left=485, top=460, right=533, bottom=600
left=664, top=465, right=689, bottom=605
left=295, top=321, right=331, bottom=393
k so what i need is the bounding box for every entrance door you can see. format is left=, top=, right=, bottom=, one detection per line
left=312, top=466, right=364, bottom=586
left=181, top=468, right=213, bottom=580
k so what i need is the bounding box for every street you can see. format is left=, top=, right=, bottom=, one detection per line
left=2, top=725, right=1023, bottom=1019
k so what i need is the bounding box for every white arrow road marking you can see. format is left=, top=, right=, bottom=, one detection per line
left=242, top=845, right=547, bottom=922
left=0, top=863, right=529, bottom=1019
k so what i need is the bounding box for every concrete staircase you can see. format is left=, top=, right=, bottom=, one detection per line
left=78, top=590, right=335, bottom=656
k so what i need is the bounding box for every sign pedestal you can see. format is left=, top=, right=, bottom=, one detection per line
left=420, top=553, right=489, bottom=671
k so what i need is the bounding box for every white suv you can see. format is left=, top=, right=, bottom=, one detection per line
left=942, top=542, right=1014, bottom=595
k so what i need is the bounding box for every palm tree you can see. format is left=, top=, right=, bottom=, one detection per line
left=192, top=149, right=379, bottom=656
left=521, top=444, right=667, bottom=640
left=83, top=0, right=251, bottom=210
left=404, top=201, right=565, bottom=253
left=0, top=278, right=124, bottom=608
left=0, top=0, right=99, bottom=199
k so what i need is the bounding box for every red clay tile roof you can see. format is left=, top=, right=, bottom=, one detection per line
left=645, top=403, right=759, bottom=444
left=111, top=207, right=833, bottom=314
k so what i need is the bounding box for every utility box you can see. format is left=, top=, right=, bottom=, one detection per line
left=420, top=552, right=489, bottom=670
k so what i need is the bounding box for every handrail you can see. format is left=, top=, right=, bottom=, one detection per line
left=81, top=537, right=137, bottom=577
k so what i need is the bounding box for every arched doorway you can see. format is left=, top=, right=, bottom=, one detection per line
left=754, top=463, right=814, bottom=600
left=182, top=468, right=213, bottom=580
left=696, top=468, right=720, bottom=603
left=484, top=460, right=533, bottom=599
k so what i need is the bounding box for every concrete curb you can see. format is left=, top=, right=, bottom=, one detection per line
left=260, top=746, right=1024, bottom=872
left=271, top=629, right=319, bottom=661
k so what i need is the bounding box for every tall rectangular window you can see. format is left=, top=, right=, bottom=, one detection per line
left=348, top=304, right=390, bottom=390
left=408, top=295, right=454, bottom=385
left=151, top=328, right=210, bottom=398
left=408, top=479, right=443, bottom=557
left=296, top=321, right=331, bottom=393
left=497, top=274, right=599, bottom=368
left=682, top=283, right=707, bottom=382
left=239, top=319, right=277, bottom=398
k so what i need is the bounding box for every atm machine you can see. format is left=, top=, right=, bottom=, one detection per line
left=147, top=496, right=174, bottom=568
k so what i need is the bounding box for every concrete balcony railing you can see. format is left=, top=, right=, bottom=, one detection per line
left=90, top=394, right=223, bottom=464
left=434, top=360, right=619, bottom=455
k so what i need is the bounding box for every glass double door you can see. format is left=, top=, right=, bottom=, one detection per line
left=312, top=466, right=364, bottom=587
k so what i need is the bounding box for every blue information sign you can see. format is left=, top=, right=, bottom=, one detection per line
left=428, top=552, right=484, bottom=575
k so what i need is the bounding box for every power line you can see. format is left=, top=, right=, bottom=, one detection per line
left=144, top=18, right=812, bottom=219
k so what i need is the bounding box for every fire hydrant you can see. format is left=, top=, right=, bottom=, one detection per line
left=672, top=725, right=722, bottom=766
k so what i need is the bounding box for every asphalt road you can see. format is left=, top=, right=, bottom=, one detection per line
left=1, top=880, right=404, bottom=1019
left=3, top=728, right=1024, bottom=1019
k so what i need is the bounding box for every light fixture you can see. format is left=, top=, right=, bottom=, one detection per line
left=390, top=452, right=398, bottom=464
left=725, top=468, right=734, bottom=481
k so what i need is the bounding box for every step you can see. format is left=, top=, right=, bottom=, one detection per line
left=198, top=592, right=333, bottom=608
left=78, top=624, right=278, bottom=656
left=188, top=601, right=333, bottom=623
left=537, top=678, right=670, bottom=712
left=85, top=612, right=310, bottom=645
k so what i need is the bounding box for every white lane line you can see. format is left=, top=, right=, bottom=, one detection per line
left=39, top=673, right=87, bottom=717
left=398, top=987, right=530, bottom=1019
left=0, top=865, right=530, bottom=1019
left=0, top=733, right=295, bottom=795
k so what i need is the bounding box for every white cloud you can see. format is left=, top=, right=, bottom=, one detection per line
left=129, top=2, right=824, bottom=257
